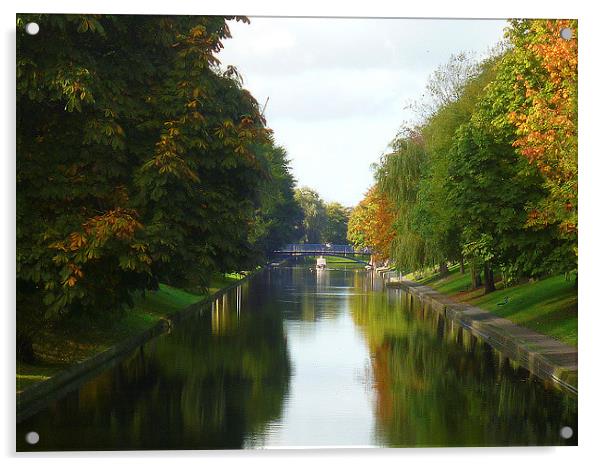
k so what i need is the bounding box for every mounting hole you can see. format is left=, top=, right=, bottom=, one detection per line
left=25, top=431, right=40, bottom=445
left=25, top=22, right=40, bottom=35
left=560, top=426, right=573, bottom=439
left=560, top=27, right=573, bottom=40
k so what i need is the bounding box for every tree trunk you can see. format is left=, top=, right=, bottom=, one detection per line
left=439, top=262, right=449, bottom=277
left=471, top=264, right=482, bottom=289
left=17, top=331, right=36, bottom=364
left=460, top=255, right=465, bottom=274
left=483, top=262, right=496, bottom=294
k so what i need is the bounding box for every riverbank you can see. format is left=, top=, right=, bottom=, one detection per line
left=291, top=255, right=367, bottom=269
left=406, top=265, right=577, bottom=347
left=386, top=274, right=577, bottom=393
left=16, top=272, right=246, bottom=393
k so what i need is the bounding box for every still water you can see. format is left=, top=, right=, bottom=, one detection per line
left=17, top=265, right=577, bottom=450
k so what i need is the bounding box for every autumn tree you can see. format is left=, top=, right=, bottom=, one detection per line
left=347, top=187, right=396, bottom=262
left=364, top=19, right=577, bottom=290
left=16, top=14, right=299, bottom=360
left=505, top=19, right=578, bottom=265
left=444, top=19, right=577, bottom=291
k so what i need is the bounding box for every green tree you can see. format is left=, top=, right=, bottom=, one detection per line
left=374, top=128, right=428, bottom=271
left=370, top=23, right=576, bottom=288
left=294, top=187, right=327, bottom=243
left=413, top=54, right=503, bottom=276
left=249, top=141, right=304, bottom=255
left=323, top=202, right=350, bottom=244
left=444, top=22, right=577, bottom=290
left=504, top=19, right=578, bottom=272
left=16, top=14, right=299, bottom=360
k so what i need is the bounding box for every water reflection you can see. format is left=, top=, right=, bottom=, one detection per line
left=17, top=278, right=291, bottom=451
left=349, top=277, right=577, bottom=447
left=248, top=267, right=376, bottom=447
left=17, top=267, right=577, bottom=450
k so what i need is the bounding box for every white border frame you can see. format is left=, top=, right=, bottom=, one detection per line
left=3, top=1, right=600, bottom=464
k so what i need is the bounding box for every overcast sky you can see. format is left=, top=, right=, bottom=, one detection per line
left=217, top=17, right=507, bottom=207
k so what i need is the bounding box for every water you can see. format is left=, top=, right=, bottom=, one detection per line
left=17, top=266, right=577, bottom=450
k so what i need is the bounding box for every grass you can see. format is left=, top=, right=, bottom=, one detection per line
left=407, top=265, right=577, bottom=347
left=16, top=362, right=65, bottom=389
left=207, top=272, right=246, bottom=294
left=16, top=273, right=245, bottom=393
left=296, top=255, right=366, bottom=268
left=325, top=255, right=368, bottom=268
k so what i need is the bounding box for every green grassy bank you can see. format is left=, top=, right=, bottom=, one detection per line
left=325, top=256, right=367, bottom=268
left=406, top=265, right=577, bottom=347
left=296, top=255, right=366, bottom=269
left=16, top=273, right=244, bottom=392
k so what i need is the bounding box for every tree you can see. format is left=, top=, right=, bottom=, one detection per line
left=374, top=128, right=428, bottom=270
left=323, top=202, right=351, bottom=244
left=16, top=14, right=300, bottom=360
left=504, top=19, right=578, bottom=265
left=347, top=187, right=396, bottom=262
left=294, top=187, right=327, bottom=243
left=413, top=55, right=503, bottom=276
left=408, top=53, right=480, bottom=121
left=249, top=141, right=304, bottom=256
left=448, top=96, right=563, bottom=291
left=364, top=20, right=577, bottom=287
left=445, top=19, right=577, bottom=288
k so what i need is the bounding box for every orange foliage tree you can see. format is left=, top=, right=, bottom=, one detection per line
left=347, top=186, right=396, bottom=261
left=506, top=19, right=578, bottom=243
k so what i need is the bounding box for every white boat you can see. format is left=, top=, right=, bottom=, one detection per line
left=316, top=256, right=327, bottom=269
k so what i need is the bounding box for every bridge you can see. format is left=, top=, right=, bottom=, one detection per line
left=272, top=244, right=373, bottom=266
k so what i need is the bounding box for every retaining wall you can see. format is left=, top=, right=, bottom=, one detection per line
left=386, top=278, right=578, bottom=394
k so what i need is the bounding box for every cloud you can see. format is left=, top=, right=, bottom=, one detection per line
left=241, top=67, right=422, bottom=121
left=221, top=18, right=506, bottom=75
left=217, top=17, right=507, bottom=205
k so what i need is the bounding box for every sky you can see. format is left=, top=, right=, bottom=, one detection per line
left=217, top=17, right=507, bottom=207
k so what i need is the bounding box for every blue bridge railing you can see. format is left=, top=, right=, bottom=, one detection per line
left=274, top=244, right=372, bottom=255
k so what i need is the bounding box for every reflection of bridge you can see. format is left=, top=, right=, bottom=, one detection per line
left=272, top=244, right=373, bottom=266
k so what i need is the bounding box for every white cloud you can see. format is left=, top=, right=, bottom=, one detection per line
left=217, top=17, right=507, bottom=206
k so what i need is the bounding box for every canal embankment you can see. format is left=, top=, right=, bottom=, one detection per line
left=17, top=268, right=264, bottom=422
left=386, top=277, right=578, bottom=394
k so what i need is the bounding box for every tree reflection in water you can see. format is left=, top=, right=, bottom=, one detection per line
left=349, top=274, right=577, bottom=447
left=17, top=269, right=577, bottom=450
left=17, top=279, right=291, bottom=451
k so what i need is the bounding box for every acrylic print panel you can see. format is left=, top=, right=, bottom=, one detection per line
left=16, top=14, right=578, bottom=451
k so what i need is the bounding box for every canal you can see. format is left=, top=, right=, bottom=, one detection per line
left=17, top=264, right=577, bottom=450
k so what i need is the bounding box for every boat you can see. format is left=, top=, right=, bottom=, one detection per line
left=316, top=256, right=327, bottom=269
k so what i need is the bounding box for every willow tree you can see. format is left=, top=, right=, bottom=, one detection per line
left=374, top=128, right=428, bottom=271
